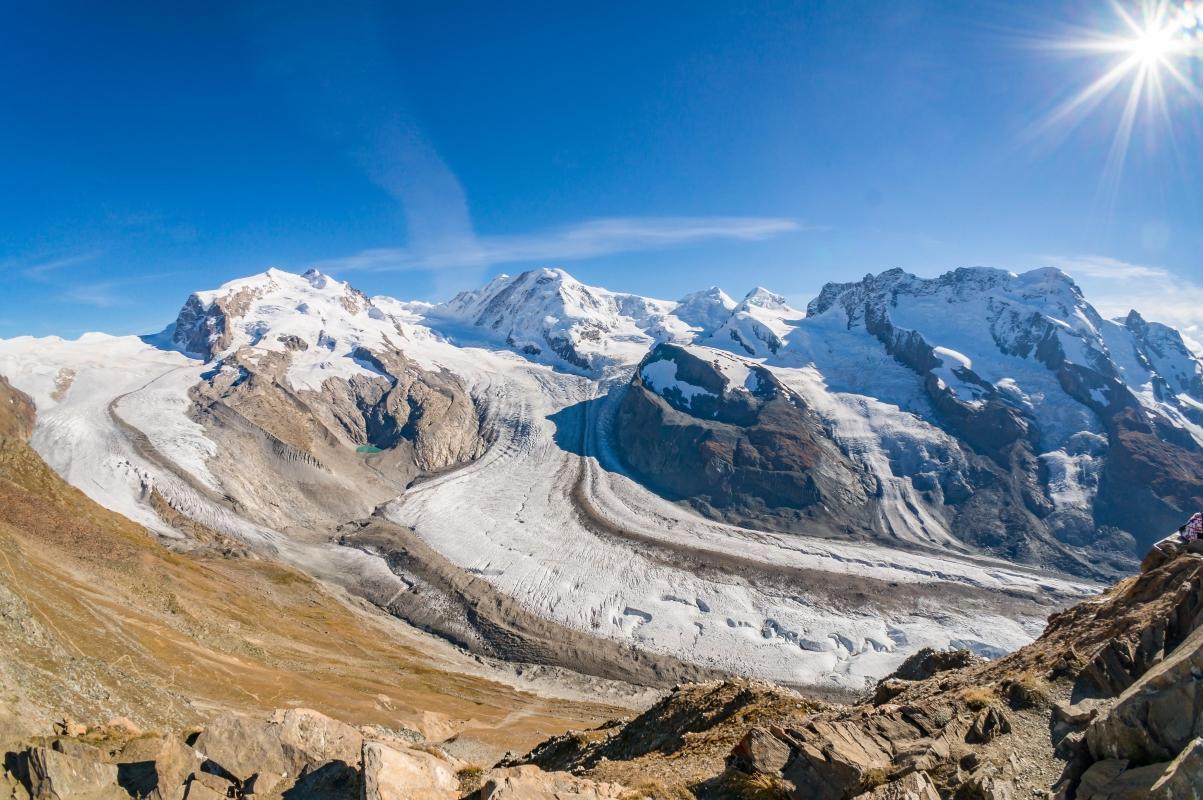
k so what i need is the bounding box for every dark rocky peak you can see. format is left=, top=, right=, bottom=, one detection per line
left=1123, top=308, right=1147, bottom=334
left=636, top=343, right=788, bottom=426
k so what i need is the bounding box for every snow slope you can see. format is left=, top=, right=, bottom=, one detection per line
left=12, top=264, right=1192, bottom=691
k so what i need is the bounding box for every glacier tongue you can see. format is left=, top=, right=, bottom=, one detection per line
left=7, top=263, right=1203, bottom=690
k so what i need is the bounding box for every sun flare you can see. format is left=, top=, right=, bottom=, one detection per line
left=1040, top=0, right=1203, bottom=195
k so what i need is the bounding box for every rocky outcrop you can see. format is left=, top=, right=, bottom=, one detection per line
left=0, top=708, right=635, bottom=800
left=361, top=740, right=459, bottom=800
left=617, top=344, right=876, bottom=535
left=852, top=771, right=940, bottom=800
left=0, top=375, right=35, bottom=443
left=15, top=747, right=125, bottom=800
left=190, top=708, right=363, bottom=794
left=886, top=648, right=985, bottom=683
left=1086, top=623, right=1203, bottom=766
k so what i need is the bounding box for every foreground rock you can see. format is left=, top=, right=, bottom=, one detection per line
left=0, top=707, right=638, bottom=800
left=16, top=747, right=125, bottom=800
left=361, top=740, right=459, bottom=800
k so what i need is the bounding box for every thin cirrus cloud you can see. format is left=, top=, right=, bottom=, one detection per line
left=1042, top=253, right=1170, bottom=280
left=1045, top=253, right=1203, bottom=349
left=316, top=216, right=809, bottom=273
left=18, top=251, right=104, bottom=279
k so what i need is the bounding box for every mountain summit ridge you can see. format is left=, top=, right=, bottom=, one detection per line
left=0, top=263, right=1197, bottom=691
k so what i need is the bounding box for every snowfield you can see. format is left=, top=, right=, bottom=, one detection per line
left=3, top=264, right=1155, bottom=692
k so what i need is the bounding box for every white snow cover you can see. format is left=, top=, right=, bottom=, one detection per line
left=430, top=267, right=693, bottom=373
left=673, top=287, right=738, bottom=337
left=176, top=267, right=411, bottom=392
left=704, top=287, right=803, bottom=358
left=640, top=359, right=715, bottom=407
left=15, top=263, right=1199, bottom=689
left=0, top=334, right=222, bottom=526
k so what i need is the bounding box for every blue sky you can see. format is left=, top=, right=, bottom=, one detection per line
left=3, top=0, right=1203, bottom=338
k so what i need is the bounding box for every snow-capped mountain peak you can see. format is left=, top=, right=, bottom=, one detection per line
left=167, top=267, right=406, bottom=391
left=739, top=286, right=792, bottom=311
left=702, top=286, right=802, bottom=358
left=672, top=286, right=737, bottom=337
left=432, top=267, right=691, bottom=372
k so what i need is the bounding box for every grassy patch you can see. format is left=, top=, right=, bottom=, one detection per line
left=960, top=685, right=996, bottom=711
left=1004, top=671, right=1052, bottom=709
left=706, top=769, right=791, bottom=800
left=456, top=766, right=483, bottom=794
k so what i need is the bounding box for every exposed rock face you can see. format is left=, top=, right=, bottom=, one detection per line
left=1086, top=623, right=1203, bottom=765
left=618, top=343, right=875, bottom=534
left=886, top=648, right=985, bottom=683
left=18, top=747, right=124, bottom=800
left=610, top=266, right=1203, bottom=575
left=1, top=709, right=637, bottom=800
left=361, top=740, right=459, bottom=800
left=0, top=375, right=34, bottom=442
left=852, top=771, right=940, bottom=800
left=802, top=269, right=1203, bottom=562
left=190, top=708, right=363, bottom=793
left=153, top=268, right=488, bottom=532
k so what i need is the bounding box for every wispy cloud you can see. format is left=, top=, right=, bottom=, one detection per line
left=1041, top=253, right=1170, bottom=280
left=317, top=216, right=807, bottom=273
left=60, top=282, right=125, bottom=308
left=1, top=251, right=102, bottom=279
left=238, top=8, right=806, bottom=289
left=2, top=250, right=126, bottom=308
left=1044, top=253, right=1203, bottom=351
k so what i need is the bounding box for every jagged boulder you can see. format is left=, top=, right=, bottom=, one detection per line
left=965, top=706, right=1011, bottom=744
left=730, top=726, right=793, bottom=775
left=18, top=747, right=125, bottom=800
left=107, top=735, right=201, bottom=800
left=360, top=741, right=459, bottom=800
left=191, top=715, right=288, bottom=785
left=886, top=648, right=984, bottom=683
left=777, top=718, right=896, bottom=800
left=1078, top=738, right=1203, bottom=799
left=190, top=708, right=362, bottom=795
left=1086, top=624, right=1203, bottom=765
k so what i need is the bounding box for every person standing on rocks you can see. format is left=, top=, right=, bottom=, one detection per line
left=1182, top=512, right=1203, bottom=542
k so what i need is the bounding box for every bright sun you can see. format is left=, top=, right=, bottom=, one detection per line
left=1127, top=23, right=1179, bottom=63
left=1039, top=0, right=1203, bottom=196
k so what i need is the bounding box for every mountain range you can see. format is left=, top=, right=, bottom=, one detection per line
left=2, top=264, right=1200, bottom=691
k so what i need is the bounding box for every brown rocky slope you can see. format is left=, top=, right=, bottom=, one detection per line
left=0, top=375, right=628, bottom=791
